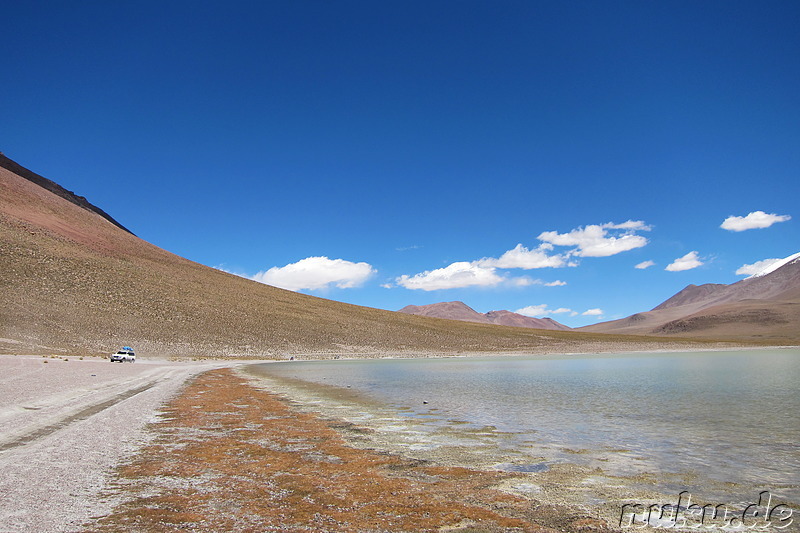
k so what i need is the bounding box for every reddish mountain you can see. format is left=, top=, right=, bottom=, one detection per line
left=652, top=284, right=728, bottom=311
left=581, top=255, right=800, bottom=341
left=398, top=302, right=571, bottom=331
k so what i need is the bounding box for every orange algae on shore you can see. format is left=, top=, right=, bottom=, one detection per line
left=87, top=369, right=610, bottom=532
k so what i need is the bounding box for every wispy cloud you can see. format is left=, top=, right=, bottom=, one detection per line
left=544, top=280, right=567, bottom=286
left=515, top=305, right=575, bottom=317
left=720, top=211, right=791, bottom=232
left=582, top=308, right=604, bottom=316
left=635, top=260, right=655, bottom=269
left=253, top=256, right=376, bottom=291
left=665, top=251, right=703, bottom=272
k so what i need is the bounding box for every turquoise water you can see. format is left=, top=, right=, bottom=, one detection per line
left=254, top=349, right=800, bottom=504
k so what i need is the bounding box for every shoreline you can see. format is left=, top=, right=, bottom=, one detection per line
left=241, top=349, right=800, bottom=530
left=242, top=361, right=660, bottom=530
left=1, top=348, right=797, bottom=531
left=260, top=342, right=800, bottom=361
left=85, top=367, right=613, bottom=532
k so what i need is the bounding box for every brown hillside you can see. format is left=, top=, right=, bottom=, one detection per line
left=582, top=258, right=800, bottom=342
left=652, top=283, right=727, bottom=311
left=0, top=156, right=730, bottom=358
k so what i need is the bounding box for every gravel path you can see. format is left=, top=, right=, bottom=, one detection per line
left=0, top=355, right=229, bottom=532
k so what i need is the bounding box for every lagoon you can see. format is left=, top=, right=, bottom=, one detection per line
left=252, top=349, right=800, bottom=508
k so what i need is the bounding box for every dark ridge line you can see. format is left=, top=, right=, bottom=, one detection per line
left=0, top=152, right=134, bottom=235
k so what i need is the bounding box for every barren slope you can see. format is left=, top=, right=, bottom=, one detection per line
left=0, top=156, right=728, bottom=357
left=582, top=258, right=800, bottom=341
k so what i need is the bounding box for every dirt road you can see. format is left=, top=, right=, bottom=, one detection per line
left=0, top=355, right=226, bottom=532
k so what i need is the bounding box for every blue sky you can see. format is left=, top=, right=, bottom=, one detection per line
left=2, top=1, right=798, bottom=327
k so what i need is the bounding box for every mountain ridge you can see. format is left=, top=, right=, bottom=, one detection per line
left=0, top=153, right=132, bottom=234
left=398, top=301, right=571, bottom=331
left=582, top=255, right=800, bottom=341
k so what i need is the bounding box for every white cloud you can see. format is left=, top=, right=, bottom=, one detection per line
left=394, top=219, right=650, bottom=292
left=635, top=260, right=655, bottom=270
left=604, top=220, right=651, bottom=230
left=665, top=251, right=703, bottom=272
left=582, top=308, right=604, bottom=316
left=735, top=258, right=782, bottom=276
left=515, top=304, right=549, bottom=317
left=509, top=277, right=538, bottom=287
left=395, top=262, right=505, bottom=291
left=537, top=220, right=651, bottom=258
left=721, top=211, right=791, bottom=232
left=515, top=305, right=574, bottom=317
left=477, top=243, right=568, bottom=269
left=253, top=256, right=375, bottom=291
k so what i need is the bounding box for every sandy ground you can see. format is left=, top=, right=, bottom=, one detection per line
left=0, top=354, right=230, bottom=533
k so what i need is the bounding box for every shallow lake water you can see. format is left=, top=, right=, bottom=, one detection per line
left=252, top=349, right=800, bottom=508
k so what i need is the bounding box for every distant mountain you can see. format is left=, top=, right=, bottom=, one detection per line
left=652, top=283, right=728, bottom=311
left=582, top=254, right=800, bottom=341
left=398, top=301, right=571, bottom=331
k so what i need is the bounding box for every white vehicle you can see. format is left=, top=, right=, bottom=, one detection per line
left=110, top=346, right=136, bottom=363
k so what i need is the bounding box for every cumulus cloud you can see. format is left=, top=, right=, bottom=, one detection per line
left=721, top=211, right=791, bottom=232
left=394, top=219, right=650, bottom=291
left=395, top=262, right=505, bottom=291
left=537, top=220, right=651, bottom=258
left=735, top=258, right=781, bottom=276
left=515, top=305, right=575, bottom=317
left=582, top=308, right=604, bottom=316
left=635, top=260, right=655, bottom=270
left=665, top=251, right=703, bottom=272
left=253, top=256, right=376, bottom=291
left=476, top=243, right=568, bottom=269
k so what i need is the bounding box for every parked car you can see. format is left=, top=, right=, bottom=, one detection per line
left=110, top=346, right=136, bottom=363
